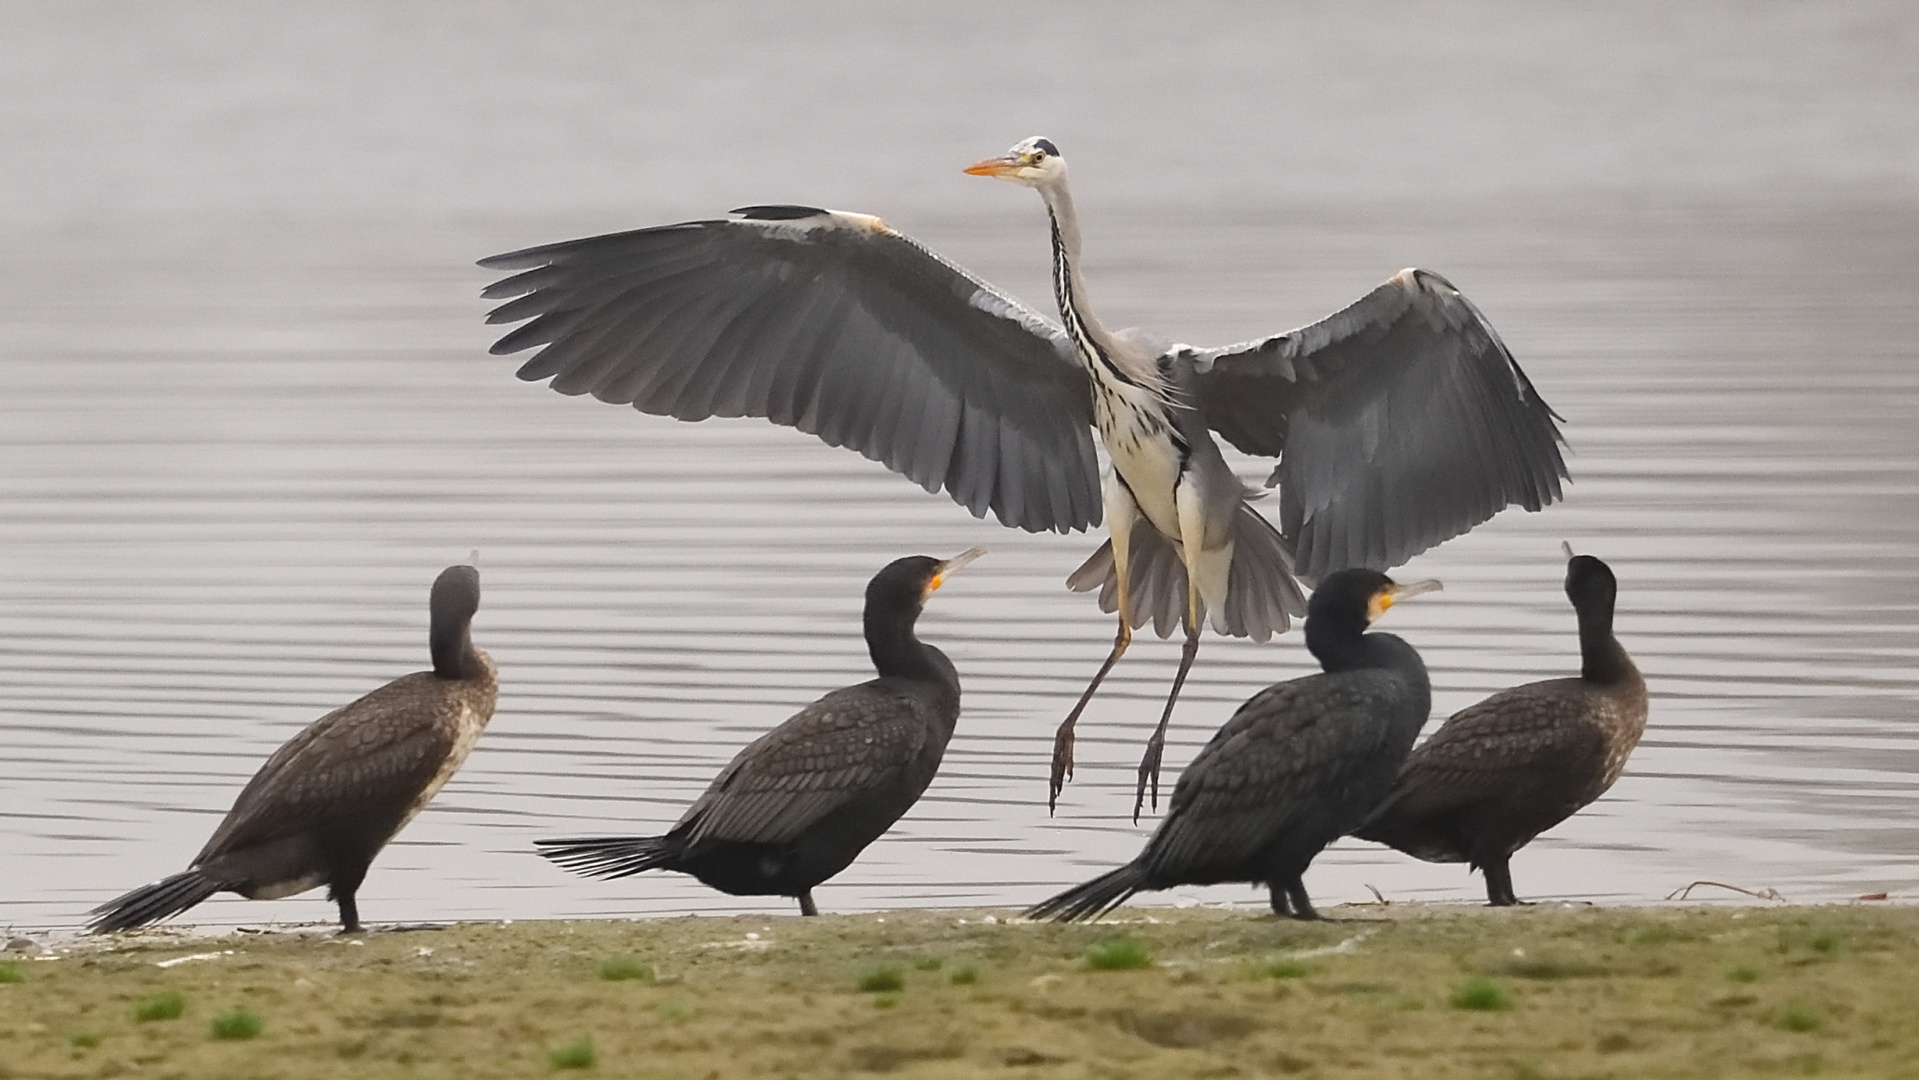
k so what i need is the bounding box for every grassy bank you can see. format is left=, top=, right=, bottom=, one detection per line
left=3, top=903, right=1916, bottom=1079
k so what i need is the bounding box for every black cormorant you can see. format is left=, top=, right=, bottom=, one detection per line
left=536, top=548, right=984, bottom=916
left=1354, top=549, right=1647, bottom=906
left=88, top=563, right=496, bottom=933
left=1026, top=568, right=1439, bottom=922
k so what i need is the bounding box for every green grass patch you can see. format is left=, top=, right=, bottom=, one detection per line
left=1490, top=955, right=1606, bottom=979
left=135, top=990, right=187, bottom=1022
left=1261, top=959, right=1312, bottom=979
left=1725, top=963, right=1761, bottom=983
left=1776, top=926, right=1849, bottom=959
left=68, top=1030, right=102, bottom=1048
left=0, top=963, right=24, bottom=984
left=872, top=993, right=899, bottom=1009
left=597, top=955, right=654, bottom=982
left=948, top=965, right=978, bottom=985
left=1084, top=937, right=1152, bottom=971
left=1450, top=977, right=1513, bottom=1011
left=209, top=1009, right=263, bottom=1040
left=855, top=965, right=904, bottom=993
left=1774, top=1006, right=1822, bottom=1033
left=912, top=956, right=943, bottom=971
left=1625, top=924, right=1694, bottom=946
left=548, top=1036, right=596, bottom=1069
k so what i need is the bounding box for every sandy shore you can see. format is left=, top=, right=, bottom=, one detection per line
left=3, top=902, right=1914, bottom=1078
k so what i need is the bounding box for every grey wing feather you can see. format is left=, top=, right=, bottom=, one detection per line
left=675, top=686, right=929, bottom=847
left=1064, top=502, right=1305, bottom=642
left=1177, top=269, right=1568, bottom=577
left=481, top=209, right=1101, bottom=534
left=195, top=674, right=459, bottom=863
left=1145, top=674, right=1408, bottom=872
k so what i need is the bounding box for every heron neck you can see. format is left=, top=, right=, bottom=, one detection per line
left=1039, top=184, right=1113, bottom=363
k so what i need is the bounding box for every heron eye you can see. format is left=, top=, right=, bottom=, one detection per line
left=1031, top=149, right=1047, bottom=161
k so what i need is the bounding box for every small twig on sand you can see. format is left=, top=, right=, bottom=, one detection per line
left=1363, top=884, right=1389, bottom=906
left=1665, top=881, right=1786, bottom=902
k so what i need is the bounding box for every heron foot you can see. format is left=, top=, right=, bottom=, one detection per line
left=1132, top=730, right=1166, bottom=823
left=1048, top=724, right=1076, bottom=813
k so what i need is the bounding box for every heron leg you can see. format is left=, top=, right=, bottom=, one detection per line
left=1135, top=618, right=1198, bottom=822
left=1052, top=482, right=1139, bottom=812
left=798, top=891, right=818, bottom=917
left=1134, top=487, right=1215, bottom=820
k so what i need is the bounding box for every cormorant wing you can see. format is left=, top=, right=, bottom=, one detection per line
left=1174, top=269, right=1568, bottom=577
left=674, top=685, right=935, bottom=847
left=481, top=207, right=1101, bottom=534
left=193, top=674, right=459, bottom=863
left=1144, top=673, right=1415, bottom=873
left=1368, top=681, right=1612, bottom=823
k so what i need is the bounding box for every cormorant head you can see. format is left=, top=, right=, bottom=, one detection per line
left=430, top=563, right=482, bottom=628
left=1561, top=544, right=1618, bottom=617
left=865, top=546, right=987, bottom=617
left=429, top=562, right=484, bottom=679
left=1304, top=568, right=1441, bottom=660
left=965, top=136, right=1066, bottom=189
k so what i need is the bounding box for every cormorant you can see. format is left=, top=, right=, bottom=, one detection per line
left=88, top=563, right=496, bottom=934
left=1355, top=548, right=1647, bottom=906
left=536, top=548, right=983, bottom=916
left=1026, top=568, right=1439, bottom=922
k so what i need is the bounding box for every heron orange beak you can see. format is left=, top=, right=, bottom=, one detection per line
left=964, top=155, right=1022, bottom=177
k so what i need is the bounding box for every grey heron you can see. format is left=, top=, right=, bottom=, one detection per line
left=478, top=136, right=1567, bottom=818
left=89, top=564, right=496, bottom=933
left=1355, top=546, right=1646, bottom=906
left=1025, top=568, right=1440, bottom=921
left=537, top=547, right=983, bottom=917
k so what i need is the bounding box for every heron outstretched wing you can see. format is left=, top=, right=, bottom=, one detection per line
left=1176, top=269, right=1568, bottom=577
left=481, top=207, right=1101, bottom=534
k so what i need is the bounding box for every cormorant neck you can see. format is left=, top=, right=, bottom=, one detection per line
left=865, top=603, right=946, bottom=684
left=1309, top=629, right=1391, bottom=674
left=1305, top=607, right=1376, bottom=672
left=431, top=620, right=486, bottom=681
left=1576, top=593, right=1635, bottom=685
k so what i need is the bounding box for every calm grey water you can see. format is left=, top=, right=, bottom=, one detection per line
left=3, top=3, right=1918, bottom=930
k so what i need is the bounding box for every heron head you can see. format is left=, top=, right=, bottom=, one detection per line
left=965, top=136, right=1065, bottom=187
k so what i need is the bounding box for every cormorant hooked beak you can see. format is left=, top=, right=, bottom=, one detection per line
left=926, top=546, right=987, bottom=600
left=1369, top=578, right=1442, bottom=624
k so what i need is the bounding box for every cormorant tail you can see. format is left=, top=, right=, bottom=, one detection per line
left=534, top=835, right=681, bottom=880
left=1023, top=863, right=1148, bottom=922
left=88, top=870, right=224, bottom=934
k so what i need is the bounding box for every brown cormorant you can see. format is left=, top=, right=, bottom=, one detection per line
left=88, top=563, right=496, bottom=933
left=536, top=548, right=983, bottom=916
left=1026, top=568, right=1439, bottom=922
left=1355, top=548, right=1647, bottom=906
